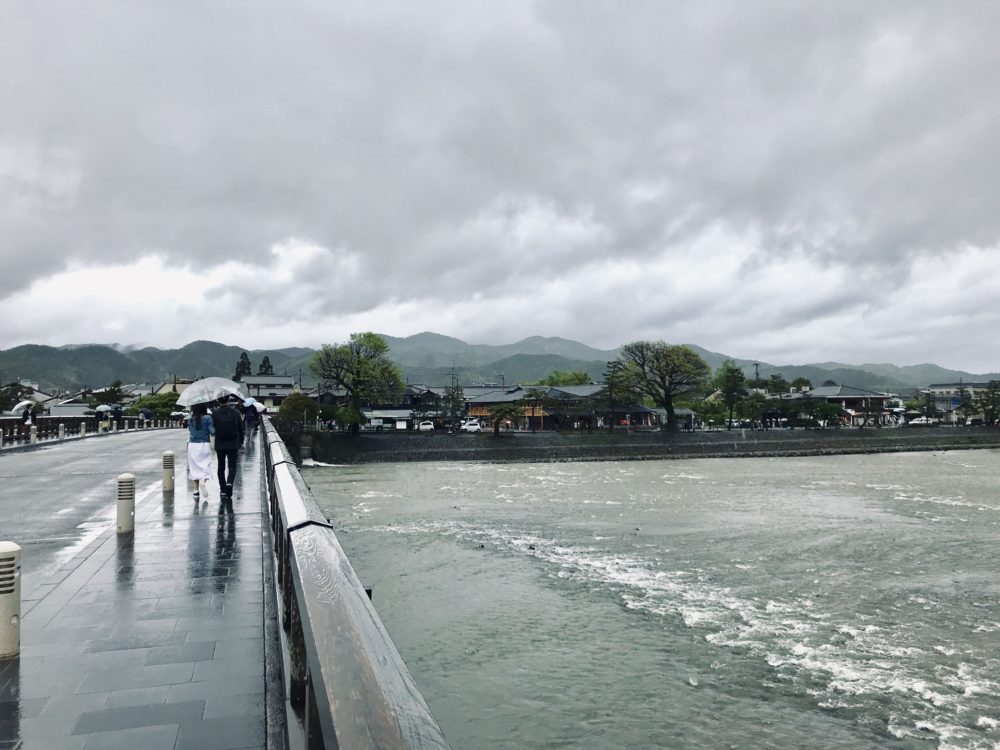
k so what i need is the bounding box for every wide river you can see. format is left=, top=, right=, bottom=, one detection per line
left=303, top=450, right=1000, bottom=750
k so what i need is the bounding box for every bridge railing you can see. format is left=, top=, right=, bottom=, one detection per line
left=0, top=415, right=180, bottom=447
left=260, top=417, right=450, bottom=749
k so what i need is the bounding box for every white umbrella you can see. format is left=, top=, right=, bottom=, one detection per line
left=94, top=404, right=114, bottom=412
left=176, top=377, right=246, bottom=407
left=243, top=397, right=266, bottom=412
left=11, top=400, right=34, bottom=413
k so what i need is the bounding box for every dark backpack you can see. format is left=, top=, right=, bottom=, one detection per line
left=213, top=406, right=240, bottom=441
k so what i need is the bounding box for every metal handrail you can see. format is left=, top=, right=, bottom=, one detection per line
left=260, top=417, right=450, bottom=749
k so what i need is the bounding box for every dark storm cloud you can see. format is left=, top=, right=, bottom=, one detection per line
left=2, top=1, right=999, bottom=369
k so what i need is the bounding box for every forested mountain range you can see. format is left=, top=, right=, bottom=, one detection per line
left=1, top=334, right=997, bottom=394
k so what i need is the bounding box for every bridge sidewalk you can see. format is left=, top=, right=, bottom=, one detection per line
left=0, top=439, right=284, bottom=750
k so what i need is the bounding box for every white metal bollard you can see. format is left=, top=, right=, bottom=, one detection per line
left=117, top=473, right=136, bottom=534
left=58, top=423, right=65, bottom=440
left=0, top=541, right=21, bottom=658
left=29, top=426, right=37, bottom=445
left=80, top=423, right=87, bottom=437
left=162, top=451, right=175, bottom=492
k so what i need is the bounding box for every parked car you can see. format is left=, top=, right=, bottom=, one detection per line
left=907, top=416, right=937, bottom=425
left=459, top=420, right=482, bottom=432
left=417, top=420, right=435, bottom=431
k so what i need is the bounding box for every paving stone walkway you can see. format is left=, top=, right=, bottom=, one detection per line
left=0, top=438, right=283, bottom=749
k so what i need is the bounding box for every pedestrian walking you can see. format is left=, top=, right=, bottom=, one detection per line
left=19, top=404, right=33, bottom=439
left=242, top=399, right=260, bottom=448
left=212, top=397, right=244, bottom=500
left=187, top=403, right=214, bottom=500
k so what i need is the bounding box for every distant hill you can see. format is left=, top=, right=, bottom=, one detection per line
left=2, top=334, right=997, bottom=393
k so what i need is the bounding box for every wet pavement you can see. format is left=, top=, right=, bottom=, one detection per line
left=0, top=430, right=283, bottom=749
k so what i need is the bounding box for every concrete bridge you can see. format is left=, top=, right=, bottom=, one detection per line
left=0, top=423, right=448, bottom=749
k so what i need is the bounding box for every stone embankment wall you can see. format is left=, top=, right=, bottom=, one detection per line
left=300, top=427, right=1000, bottom=465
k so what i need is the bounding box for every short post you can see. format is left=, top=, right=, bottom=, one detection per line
left=79, top=422, right=86, bottom=438
left=162, top=451, right=175, bottom=493
left=117, top=473, right=136, bottom=534
left=0, top=541, right=21, bottom=658
left=29, top=426, right=37, bottom=445
left=58, top=423, right=65, bottom=440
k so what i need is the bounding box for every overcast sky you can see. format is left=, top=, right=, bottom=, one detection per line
left=2, top=2, right=999, bottom=372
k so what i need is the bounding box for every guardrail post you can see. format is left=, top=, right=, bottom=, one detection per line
left=162, top=451, right=175, bottom=492
left=29, top=426, right=37, bottom=445
left=117, top=473, right=135, bottom=534
left=0, top=541, right=21, bottom=658
left=58, top=423, right=65, bottom=440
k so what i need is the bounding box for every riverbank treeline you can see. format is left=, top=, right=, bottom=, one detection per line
left=289, top=426, right=1000, bottom=464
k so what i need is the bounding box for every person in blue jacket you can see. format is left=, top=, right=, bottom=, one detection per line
left=187, top=402, right=214, bottom=500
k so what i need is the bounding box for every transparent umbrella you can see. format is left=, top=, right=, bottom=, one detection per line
left=11, top=400, right=34, bottom=413
left=94, top=404, right=114, bottom=413
left=176, top=377, right=246, bottom=407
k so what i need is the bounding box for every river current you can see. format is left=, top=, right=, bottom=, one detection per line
left=303, top=450, right=1000, bottom=749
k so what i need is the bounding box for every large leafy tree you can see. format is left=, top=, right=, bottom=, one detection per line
left=713, top=360, right=747, bottom=429
left=309, top=332, right=403, bottom=432
left=617, top=342, right=710, bottom=430
left=233, top=352, right=253, bottom=381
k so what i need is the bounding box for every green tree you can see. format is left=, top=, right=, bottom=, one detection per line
left=923, top=390, right=938, bottom=420
left=442, top=380, right=466, bottom=421
left=791, top=377, right=812, bottom=391
left=410, top=392, right=442, bottom=422
left=129, top=392, right=180, bottom=419
left=0, top=382, right=33, bottom=412
left=713, top=360, right=747, bottom=429
left=814, top=400, right=844, bottom=427
left=617, top=341, right=710, bottom=430
left=257, top=356, right=274, bottom=376
left=956, top=382, right=976, bottom=423
left=539, top=370, right=591, bottom=386
left=92, top=380, right=126, bottom=406
left=737, top=392, right=769, bottom=427
left=767, top=374, right=790, bottom=394
left=309, top=332, right=403, bottom=433
left=523, top=386, right=551, bottom=432
left=486, top=401, right=524, bottom=435
left=278, top=392, right=320, bottom=426
left=975, top=381, right=1000, bottom=425
left=233, top=352, right=253, bottom=381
